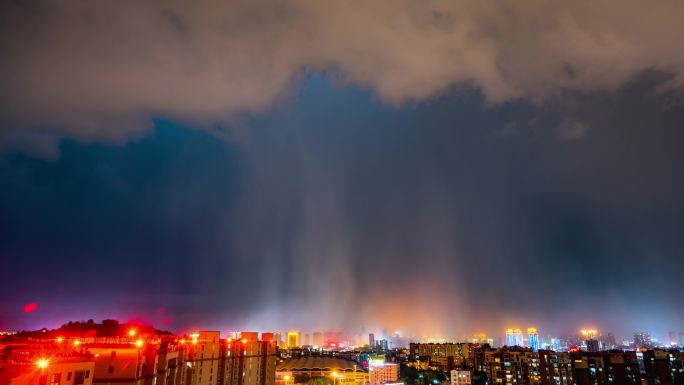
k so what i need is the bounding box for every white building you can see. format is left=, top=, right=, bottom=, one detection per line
left=450, top=370, right=471, bottom=385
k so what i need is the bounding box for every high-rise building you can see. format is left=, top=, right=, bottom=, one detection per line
left=601, top=333, right=618, bottom=350
left=369, top=333, right=375, bottom=348
left=484, top=349, right=526, bottom=385
left=580, top=329, right=598, bottom=340
left=312, top=332, right=323, bottom=348
left=641, top=349, right=684, bottom=385
left=187, top=331, right=221, bottom=385
left=223, top=337, right=276, bottom=385
left=633, top=332, right=653, bottom=348
left=408, top=343, right=469, bottom=371
left=377, top=339, right=389, bottom=351
left=571, top=350, right=641, bottom=385
left=505, top=329, right=524, bottom=347
left=585, top=339, right=600, bottom=352
left=527, top=328, right=539, bottom=351
left=286, top=331, right=300, bottom=348
left=537, top=350, right=574, bottom=385
left=409, top=343, right=470, bottom=359
left=471, top=333, right=487, bottom=344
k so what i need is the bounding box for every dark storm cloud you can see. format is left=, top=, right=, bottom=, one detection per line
left=2, top=1, right=684, bottom=155
left=1, top=2, right=684, bottom=341
left=3, top=75, right=682, bottom=339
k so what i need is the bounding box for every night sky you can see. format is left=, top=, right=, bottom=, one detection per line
left=1, top=1, right=684, bottom=341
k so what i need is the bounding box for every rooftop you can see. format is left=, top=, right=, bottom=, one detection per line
left=277, top=357, right=364, bottom=372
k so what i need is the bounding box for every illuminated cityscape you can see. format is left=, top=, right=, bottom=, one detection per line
left=2, top=1, right=684, bottom=385
left=2, top=322, right=684, bottom=385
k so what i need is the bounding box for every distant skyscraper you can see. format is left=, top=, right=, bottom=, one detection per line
left=549, top=338, right=561, bottom=351
left=580, top=329, right=598, bottom=340
left=633, top=331, right=653, bottom=348
left=286, top=331, right=300, bottom=348
left=378, top=339, right=389, bottom=350
left=586, top=339, right=600, bottom=352
left=505, top=329, right=523, bottom=347
left=527, top=328, right=539, bottom=351
left=312, top=332, right=323, bottom=347
left=471, top=333, right=487, bottom=344
left=602, top=333, right=618, bottom=350
left=273, top=331, right=282, bottom=347
left=369, top=333, right=375, bottom=348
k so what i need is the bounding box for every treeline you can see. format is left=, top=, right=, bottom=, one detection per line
left=12, top=319, right=171, bottom=339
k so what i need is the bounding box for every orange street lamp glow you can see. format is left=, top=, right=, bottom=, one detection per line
left=36, top=359, right=49, bottom=369
left=284, top=375, right=290, bottom=381
left=135, top=339, right=143, bottom=348
left=190, top=333, right=199, bottom=345
left=241, top=338, right=248, bottom=344
left=56, top=337, right=64, bottom=343
left=128, top=329, right=137, bottom=337
left=73, top=340, right=81, bottom=346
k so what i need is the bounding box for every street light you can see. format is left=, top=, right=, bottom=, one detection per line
left=36, top=359, right=49, bottom=370
left=284, top=374, right=291, bottom=385
left=331, top=371, right=338, bottom=385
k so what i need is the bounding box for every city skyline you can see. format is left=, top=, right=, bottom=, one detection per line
left=3, top=321, right=683, bottom=385
left=2, top=1, right=684, bottom=346
left=3, top=319, right=682, bottom=351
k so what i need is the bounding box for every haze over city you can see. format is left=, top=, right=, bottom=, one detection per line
left=1, top=1, right=684, bottom=344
